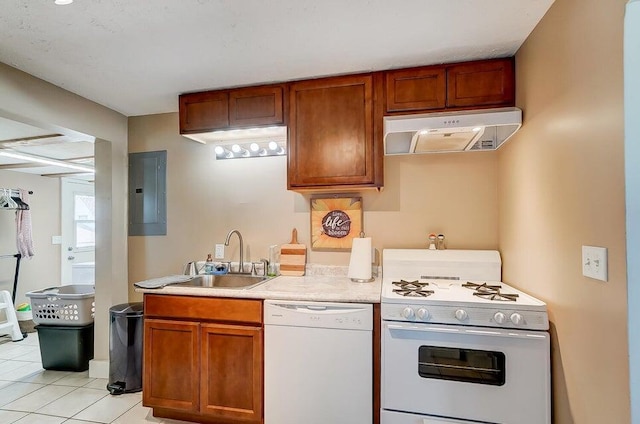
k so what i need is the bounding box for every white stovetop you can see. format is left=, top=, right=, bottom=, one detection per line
left=381, top=277, right=546, bottom=311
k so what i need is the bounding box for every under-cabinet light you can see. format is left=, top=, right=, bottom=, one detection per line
left=54, top=0, right=73, bottom=5
left=214, top=146, right=234, bottom=159
left=213, top=140, right=286, bottom=160
left=0, top=150, right=95, bottom=173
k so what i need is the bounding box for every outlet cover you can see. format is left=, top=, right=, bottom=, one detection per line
left=215, top=244, right=225, bottom=259
left=582, top=245, right=608, bottom=281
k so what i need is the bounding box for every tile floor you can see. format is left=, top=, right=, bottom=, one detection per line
left=0, top=333, right=191, bottom=424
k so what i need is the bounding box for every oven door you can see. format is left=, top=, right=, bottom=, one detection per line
left=382, top=321, right=550, bottom=424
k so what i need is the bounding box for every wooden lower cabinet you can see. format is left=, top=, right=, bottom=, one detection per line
left=143, top=319, right=200, bottom=412
left=143, top=295, right=263, bottom=424
left=201, top=323, right=263, bottom=421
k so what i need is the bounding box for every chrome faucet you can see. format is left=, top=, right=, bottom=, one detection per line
left=224, top=229, right=248, bottom=274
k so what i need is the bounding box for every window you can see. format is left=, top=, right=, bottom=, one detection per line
left=74, top=194, right=95, bottom=249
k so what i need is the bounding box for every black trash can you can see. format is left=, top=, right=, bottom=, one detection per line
left=36, top=323, right=94, bottom=371
left=107, top=302, right=144, bottom=395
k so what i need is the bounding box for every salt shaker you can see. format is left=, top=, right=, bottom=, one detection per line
left=428, top=234, right=437, bottom=250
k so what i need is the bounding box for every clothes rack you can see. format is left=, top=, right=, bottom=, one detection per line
left=6, top=189, right=33, bottom=196
left=0, top=188, right=33, bottom=210
left=1, top=189, right=32, bottom=302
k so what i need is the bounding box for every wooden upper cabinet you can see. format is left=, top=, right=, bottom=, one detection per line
left=385, top=67, right=446, bottom=112
left=179, top=91, right=229, bottom=133
left=229, top=86, right=285, bottom=127
left=179, top=84, right=286, bottom=134
left=446, top=58, right=515, bottom=108
left=382, top=58, right=515, bottom=115
left=288, top=74, right=382, bottom=190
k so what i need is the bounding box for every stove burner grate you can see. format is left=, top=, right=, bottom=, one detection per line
left=473, top=287, right=519, bottom=302
left=393, top=288, right=435, bottom=297
left=392, top=280, right=429, bottom=290
left=463, top=282, right=520, bottom=302
left=462, top=282, right=502, bottom=291
left=392, top=280, right=434, bottom=297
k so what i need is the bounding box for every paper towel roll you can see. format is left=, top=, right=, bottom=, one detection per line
left=348, top=237, right=372, bottom=282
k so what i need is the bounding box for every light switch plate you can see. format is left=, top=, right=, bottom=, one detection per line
left=582, top=245, right=608, bottom=281
left=51, top=235, right=62, bottom=245
left=215, top=244, right=225, bottom=259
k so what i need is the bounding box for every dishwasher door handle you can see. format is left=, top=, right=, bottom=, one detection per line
left=304, top=305, right=327, bottom=311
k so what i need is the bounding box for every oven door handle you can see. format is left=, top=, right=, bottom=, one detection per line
left=386, top=323, right=549, bottom=340
left=387, top=323, right=462, bottom=334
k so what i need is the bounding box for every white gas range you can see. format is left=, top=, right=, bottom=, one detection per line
left=380, top=249, right=551, bottom=424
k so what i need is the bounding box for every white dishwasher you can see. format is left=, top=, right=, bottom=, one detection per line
left=264, top=299, right=373, bottom=424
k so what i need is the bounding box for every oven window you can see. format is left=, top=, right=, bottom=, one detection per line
left=418, top=346, right=505, bottom=386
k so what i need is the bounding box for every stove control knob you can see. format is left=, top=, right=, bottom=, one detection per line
left=493, top=312, right=507, bottom=324
left=510, top=312, right=524, bottom=325
left=402, top=307, right=415, bottom=320
left=416, top=308, right=430, bottom=320
left=455, top=309, right=468, bottom=321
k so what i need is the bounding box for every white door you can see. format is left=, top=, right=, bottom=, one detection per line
left=61, top=178, right=95, bottom=285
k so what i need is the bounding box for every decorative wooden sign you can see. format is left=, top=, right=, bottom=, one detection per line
left=310, top=196, right=363, bottom=250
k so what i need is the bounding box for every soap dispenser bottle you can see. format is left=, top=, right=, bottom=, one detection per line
left=267, top=245, right=278, bottom=277
left=205, top=253, right=214, bottom=274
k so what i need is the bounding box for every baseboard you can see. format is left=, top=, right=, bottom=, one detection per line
left=89, top=359, right=109, bottom=379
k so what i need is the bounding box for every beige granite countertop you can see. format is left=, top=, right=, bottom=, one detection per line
left=135, top=265, right=381, bottom=303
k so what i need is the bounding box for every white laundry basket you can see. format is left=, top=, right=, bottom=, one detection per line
left=26, top=284, right=95, bottom=326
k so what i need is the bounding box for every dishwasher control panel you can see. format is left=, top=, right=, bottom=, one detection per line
left=264, top=300, right=373, bottom=331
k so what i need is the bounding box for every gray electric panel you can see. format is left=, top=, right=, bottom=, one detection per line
left=128, top=151, right=167, bottom=236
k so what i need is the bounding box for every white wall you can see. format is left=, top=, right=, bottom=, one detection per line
left=625, top=1, right=640, bottom=422
left=499, top=0, right=628, bottom=421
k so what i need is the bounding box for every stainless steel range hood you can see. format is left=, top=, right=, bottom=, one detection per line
left=384, top=107, right=522, bottom=155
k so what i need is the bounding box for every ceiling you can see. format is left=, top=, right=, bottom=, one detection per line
left=0, top=0, right=554, bottom=178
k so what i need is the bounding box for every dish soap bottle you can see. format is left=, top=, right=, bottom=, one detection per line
left=205, top=253, right=214, bottom=274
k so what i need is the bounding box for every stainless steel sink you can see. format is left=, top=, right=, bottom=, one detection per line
left=174, top=274, right=270, bottom=290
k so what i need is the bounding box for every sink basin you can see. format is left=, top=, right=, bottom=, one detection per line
left=174, top=274, right=270, bottom=290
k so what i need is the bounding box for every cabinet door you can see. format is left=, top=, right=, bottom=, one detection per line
left=385, top=67, right=446, bottom=112
left=229, top=85, right=285, bottom=127
left=143, top=319, right=200, bottom=412
left=200, top=323, right=263, bottom=421
left=179, top=91, right=229, bottom=133
left=288, top=74, right=376, bottom=189
left=446, top=58, right=515, bottom=108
